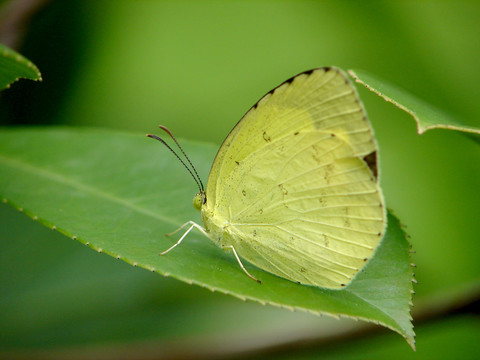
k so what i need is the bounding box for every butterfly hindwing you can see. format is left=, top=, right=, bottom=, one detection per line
left=226, top=130, right=384, bottom=287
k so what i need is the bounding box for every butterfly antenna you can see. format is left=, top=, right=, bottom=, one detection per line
left=146, top=133, right=203, bottom=193
left=157, top=125, right=205, bottom=191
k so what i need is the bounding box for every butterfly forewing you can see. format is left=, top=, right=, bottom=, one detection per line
left=203, top=67, right=386, bottom=288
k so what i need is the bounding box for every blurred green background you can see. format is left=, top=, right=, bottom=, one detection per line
left=1, top=1, right=479, bottom=358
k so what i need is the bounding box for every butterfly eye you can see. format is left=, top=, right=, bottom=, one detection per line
left=192, top=193, right=203, bottom=211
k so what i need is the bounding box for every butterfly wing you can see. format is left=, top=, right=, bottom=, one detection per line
left=203, top=67, right=386, bottom=289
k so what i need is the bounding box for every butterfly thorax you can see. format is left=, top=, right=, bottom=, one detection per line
left=194, top=191, right=230, bottom=245
left=200, top=205, right=235, bottom=248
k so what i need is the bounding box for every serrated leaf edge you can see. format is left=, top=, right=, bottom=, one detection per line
left=347, top=69, right=480, bottom=136
left=0, top=44, right=43, bottom=89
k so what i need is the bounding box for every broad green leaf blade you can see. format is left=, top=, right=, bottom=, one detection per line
left=348, top=69, right=480, bottom=135
left=0, top=127, right=414, bottom=347
left=0, top=43, right=42, bottom=90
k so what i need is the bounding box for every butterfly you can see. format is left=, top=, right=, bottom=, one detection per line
left=148, top=67, right=386, bottom=289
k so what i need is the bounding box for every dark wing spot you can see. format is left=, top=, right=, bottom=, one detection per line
left=294, top=131, right=299, bottom=136
left=235, top=161, right=240, bottom=165
left=362, top=151, right=378, bottom=180
left=322, top=234, right=329, bottom=247
left=278, top=183, right=288, bottom=195
left=340, top=283, right=346, bottom=287
left=242, top=190, right=246, bottom=196
left=363, top=258, right=368, bottom=262
left=263, top=131, right=271, bottom=142
left=279, top=69, right=315, bottom=88
left=248, top=69, right=325, bottom=115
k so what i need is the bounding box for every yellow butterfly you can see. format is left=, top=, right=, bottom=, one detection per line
left=148, top=67, right=386, bottom=289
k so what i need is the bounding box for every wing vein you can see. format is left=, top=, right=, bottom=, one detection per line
left=234, top=219, right=381, bottom=236
left=274, top=225, right=365, bottom=262
left=244, top=234, right=354, bottom=279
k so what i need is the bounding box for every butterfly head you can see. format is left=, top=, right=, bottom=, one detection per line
left=193, top=190, right=206, bottom=211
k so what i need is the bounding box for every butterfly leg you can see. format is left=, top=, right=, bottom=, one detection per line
left=165, top=221, right=207, bottom=237
left=223, top=245, right=262, bottom=284
left=160, top=221, right=208, bottom=255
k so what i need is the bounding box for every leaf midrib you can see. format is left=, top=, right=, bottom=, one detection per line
left=345, top=287, right=403, bottom=328
left=0, top=152, right=176, bottom=225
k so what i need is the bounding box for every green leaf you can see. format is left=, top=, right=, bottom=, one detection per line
left=0, top=127, right=414, bottom=348
left=348, top=69, right=480, bottom=135
left=0, top=203, right=376, bottom=352
left=0, top=43, right=42, bottom=90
